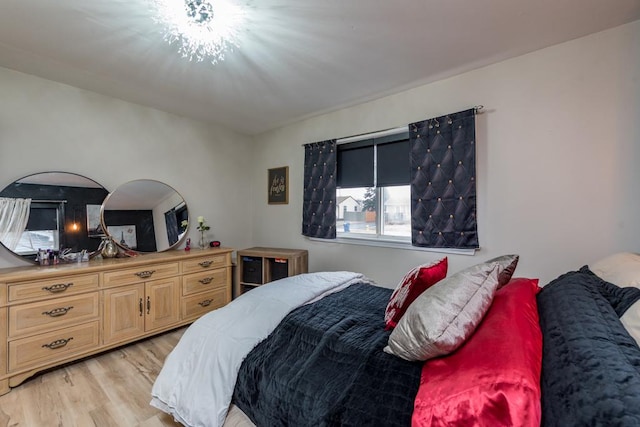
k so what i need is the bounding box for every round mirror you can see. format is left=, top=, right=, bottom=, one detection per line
left=101, top=180, right=188, bottom=253
left=0, top=172, right=109, bottom=263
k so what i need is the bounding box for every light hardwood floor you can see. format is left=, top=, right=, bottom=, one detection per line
left=0, top=327, right=187, bottom=427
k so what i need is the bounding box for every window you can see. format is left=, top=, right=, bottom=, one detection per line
left=336, top=129, right=411, bottom=241
left=15, top=201, right=64, bottom=255
left=303, top=108, right=478, bottom=251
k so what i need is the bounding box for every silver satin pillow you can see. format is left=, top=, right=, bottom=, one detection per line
left=384, top=261, right=501, bottom=361
left=485, top=254, right=519, bottom=288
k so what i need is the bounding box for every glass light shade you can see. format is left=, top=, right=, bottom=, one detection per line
left=150, top=0, right=246, bottom=64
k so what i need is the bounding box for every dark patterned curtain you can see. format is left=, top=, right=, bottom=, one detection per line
left=410, top=109, right=478, bottom=248
left=164, top=209, right=179, bottom=246
left=302, top=140, right=337, bottom=239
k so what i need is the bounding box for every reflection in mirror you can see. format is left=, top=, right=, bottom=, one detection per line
left=0, top=172, right=109, bottom=263
left=101, top=180, right=188, bottom=253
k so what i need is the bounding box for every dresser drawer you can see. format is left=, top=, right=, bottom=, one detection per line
left=181, top=288, right=228, bottom=321
left=8, top=273, right=99, bottom=303
left=182, top=254, right=229, bottom=274
left=103, top=262, right=180, bottom=287
left=9, top=321, right=100, bottom=372
left=182, top=268, right=228, bottom=296
left=9, top=292, right=99, bottom=338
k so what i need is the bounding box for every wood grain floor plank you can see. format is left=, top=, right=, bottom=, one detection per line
left=0, top=327, right=185, bottom=427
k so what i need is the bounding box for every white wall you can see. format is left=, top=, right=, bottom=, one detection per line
left=251, top=20, right=640, bottom=286
left=0, top=67, right=254, bottom=268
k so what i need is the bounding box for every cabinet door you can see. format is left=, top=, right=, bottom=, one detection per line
left=0, top=307, right=6, bottom=394
left=0, top=307, right=6, bottom=376
left=103, top=284, right=145, bottom=345
left=145, top=277, right=180, bottom=332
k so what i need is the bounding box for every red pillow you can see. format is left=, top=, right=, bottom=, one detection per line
left=384, top=257, right=448, bottom=330
left=412, top=278, right=542, bottom=427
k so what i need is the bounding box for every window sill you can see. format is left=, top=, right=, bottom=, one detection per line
left=307, top=235, right=476, bottom=256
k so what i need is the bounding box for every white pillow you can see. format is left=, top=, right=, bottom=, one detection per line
left=621, top=301, right=640, bottom=348
left=590, top=252, right=640, bottom=288
left=384, top=260, right=502, bottom=361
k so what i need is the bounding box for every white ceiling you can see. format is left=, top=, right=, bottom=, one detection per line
left=1, top=0, right=638, bottom=136
left=103, top=180, right=179, bottom=210
left=18, top=172, right=104, bottom=188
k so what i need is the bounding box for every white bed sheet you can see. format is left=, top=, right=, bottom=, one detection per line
left=150, top=271, right=368, bottom=427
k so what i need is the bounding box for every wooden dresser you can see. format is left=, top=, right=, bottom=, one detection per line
left=0, top=247, right=233, bottom=395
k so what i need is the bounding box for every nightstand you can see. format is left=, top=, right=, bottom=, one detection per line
left=235, top=247, right=308, bottom=297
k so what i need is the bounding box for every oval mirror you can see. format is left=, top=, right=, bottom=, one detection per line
left=101, top=180, right=188, bottom=253
left=0, top=172, right=109, bottom=264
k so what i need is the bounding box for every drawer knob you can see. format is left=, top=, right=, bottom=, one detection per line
left=198, top=261, right=213, bottom=268
left=134, top=270, right=156, bottom=279
left=42, top=337, right=73, bottom=350
left=199, top=277, right=213, bottom=284
left=42, top=283, right=73, bottom=293
left=42, top=306, right=74, bottom=317
left=198, top=299, right=213, bottom=307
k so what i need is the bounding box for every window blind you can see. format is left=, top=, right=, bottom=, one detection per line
left=337, top=131, right=410, bottom=188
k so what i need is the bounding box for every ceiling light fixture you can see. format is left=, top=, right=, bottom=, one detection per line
left=150, top=0, right=246, bottom=64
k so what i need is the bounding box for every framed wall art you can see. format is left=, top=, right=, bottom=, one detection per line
left=107, top=225, right=137, bottom=249
left=268, top=166, right=289, bottom=205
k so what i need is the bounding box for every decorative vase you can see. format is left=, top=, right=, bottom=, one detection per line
left=101, top=237, right=118, bottom=258
left=199, top=231, right=206, bottom=250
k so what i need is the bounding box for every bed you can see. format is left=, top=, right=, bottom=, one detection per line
left=151, top=253, right=640, bottom=427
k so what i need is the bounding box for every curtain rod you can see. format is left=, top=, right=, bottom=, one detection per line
left=30, top=199, right=67, bottom=203
left=337, top=126, right=407, bottom=144
left=304, top=105, right=484, bottom=146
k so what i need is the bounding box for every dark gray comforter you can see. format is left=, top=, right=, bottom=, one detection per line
left=232, top=283, right=422, bottom=427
